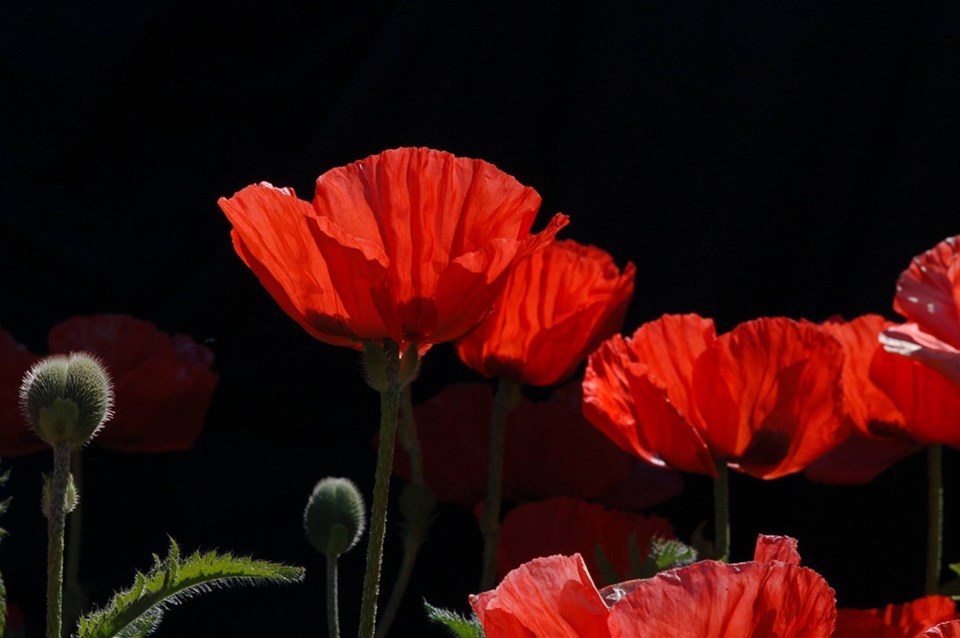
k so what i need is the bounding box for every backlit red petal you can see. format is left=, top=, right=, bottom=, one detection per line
left=470, top=554, right=611, bottom=638
left=693, top=317, right=846, bottom=478
left=753, top=534, right=801, bottom=565
left=880, top=324, right=960, bottom=387
left=607, top=558, right=836, bottom=638
left=835, top=595, right=958, bottom=638
left=893, top=236, right=960, bottom=349
left=924, top=621, right=960, bottom=638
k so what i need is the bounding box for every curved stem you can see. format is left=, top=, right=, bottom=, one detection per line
left=375, top=530, right=421, bottom=638
left=46, top=442, right=71, bottom=638
left=327, top=555, right=340, bottom=638
left=480, top=378, right=521, bottom=590
left=357, top=349, right=401, bottom=638
left=713, top=461, right=730, bottom=562
left=926, top=444, right=943, bottom=595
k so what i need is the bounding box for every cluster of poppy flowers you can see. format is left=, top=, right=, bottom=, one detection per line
left=215, top=147, right=960, bottom=635
left=4, top=146, right=956, bottom=634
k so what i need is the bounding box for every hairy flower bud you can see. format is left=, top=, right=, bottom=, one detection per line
left=304, top=477, right=366, bottom=557
left=20, top=353, right=113, bottom=449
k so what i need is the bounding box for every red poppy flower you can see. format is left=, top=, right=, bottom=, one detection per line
left=834, top=595, right=958, bottom=638
left=804, top=316, right=924, bottom=484
left=0, top=315, right=217, bottom=454
left=470, top=534, right=836, bottom=638
left=218, top=147, right=568, bottom=352
left=455, top=239, right=635, bottom=386
left=495, top=497, right=674, bottom=586
left=880, top=324, right=960, bottom=388
left=582, top=314, right=847, bottom=479
left=392, top=382, right=680, bottom=508
left=893, top=236, right=960, bottom=349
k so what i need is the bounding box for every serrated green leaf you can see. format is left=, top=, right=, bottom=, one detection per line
left=77, top=538, right=305, bottom=638
left=424, top=601, right=485, bottom=638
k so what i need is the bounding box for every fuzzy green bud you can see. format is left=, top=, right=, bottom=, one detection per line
left=304, top=477, right=366, bottom=557
left=20, top=353, right=113, bottom=449
left=42, top=472, right=78, bottom=519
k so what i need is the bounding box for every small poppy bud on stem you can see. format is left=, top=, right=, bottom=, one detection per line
left=305, top=478, right=366, bottom=638
left=21, top=353, right=113, bottom=638
left=20, top=353, right=113, bottom=449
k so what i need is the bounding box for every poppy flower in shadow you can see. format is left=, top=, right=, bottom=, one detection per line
left=582, top=314, right=847, bottom=479
left=218, top=147, right=567, bottom=353
left=834, top=595, right=958, bottom=638
left=470, top=534, right=836, bottom=638
left=804, top=315, right=924, bottom=484
left=391, top=382, right=681, bottom=508
left=456, top=239, right=635, bottom=386
left=0, top=315, right=217, bottom=455
left=495, top=497, right=674, bottom=586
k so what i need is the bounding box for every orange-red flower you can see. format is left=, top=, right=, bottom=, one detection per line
left=391, top=382, right=681, bottom=508
left=582, top=314, right=847, bottom=479
left=893, top=236, right=960, bottom=349
left=218, top=147, right=568, bottom=352
left=495, top=497, right=674, bottom=586
left=455, top=239, right=635, bottom=386
left=470, top=534, right=837, bottom=638
left=0, top=315, right=217, bottom=454
left=834, top=595, right=958, bottom=638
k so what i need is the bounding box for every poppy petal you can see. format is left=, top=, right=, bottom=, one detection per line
left=893, top=236, right=960, bottom=349
left=607, top=557, right=836, bottom=638
left=753, top=534, right=801, bottom=565
left=880, top=323, right=960, bottom=387
left=693, top=318, right=846, bottom=478
left=469, top=553, right=612, bottom=638
left=835, top=595, right=958, bottom=638
left=924, top=621, right=960, bottom=638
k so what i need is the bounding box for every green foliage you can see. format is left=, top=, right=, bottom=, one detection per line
left=424, top=601, right=485, bottom=638
left=594, top=534, right=700, bottom=584
left=76, top=538, right=304, bottom=638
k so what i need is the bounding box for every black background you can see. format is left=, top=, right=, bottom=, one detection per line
left=2, top=1, right=960, bottom=636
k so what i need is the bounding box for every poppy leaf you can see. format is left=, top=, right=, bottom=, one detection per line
left=424, top=601, right=485, bottom=638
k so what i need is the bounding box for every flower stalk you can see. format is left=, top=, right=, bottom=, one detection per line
left=926, top=443, right=943, bottom=595
left=480, top=378, right=521, bottom=590
left=46, top=442, right=71, bottom=638
left=358, top=343, right=403, bottom=638
left=713, top=461, right=730, bottom=562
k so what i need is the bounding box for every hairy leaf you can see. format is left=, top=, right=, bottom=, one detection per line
left=424, top=601, right=485, bottom=638
left=77, top=538, right=304, bottom=638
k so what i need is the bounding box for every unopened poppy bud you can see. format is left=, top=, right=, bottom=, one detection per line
left=20, top=353, right=113, bottom=449
left=42, top=472, right=78, bottom=519
left=304, top=477, right=366, bottom=557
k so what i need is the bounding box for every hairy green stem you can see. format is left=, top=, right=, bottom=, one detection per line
left=713, top=461, right=730, bottom=562
left=327, top=555, right=340, bottom=638
left=47, top=442, right=71, bottom=638
left=376, top=388, right=429, bottom=638
left=480, top=378, right=521, bottom=590
left=357, top=354, right=401, bottom=638
left=926, top=444, right=943, bottom=595
left=63, top=450, right=85, bottom=632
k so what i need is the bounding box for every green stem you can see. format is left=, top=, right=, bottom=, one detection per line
left=479, top=378, right=521, bottom=590
left=63, top=450, right=85, bottom=632
left=375, top=388, right=429, bottom=638
left=713, top=461, right=730, bottom=562
left=327, top=555, right=340, bottom=638
left=46, top=442, right=71, bottom=638
left=926, top=444, right=943, bottom=595
left=357, top=351, right=401, bottom=638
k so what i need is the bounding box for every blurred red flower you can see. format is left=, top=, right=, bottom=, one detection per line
left=495, top=497, right=674, bottom=586
left=925, top=621, right=960, bottom=637
left=0, top=315, right=217, bottom=455
left=582, top=314, right=846, bottom=479
left=470, top=534, right=836, bottom=638
left=834, top=595, right=957, bottom=638
left=456, top=239, right=635, bottom=386
left=218, top=147, right=567, bottom=353
left=392, top=382, right=681, bottom=508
